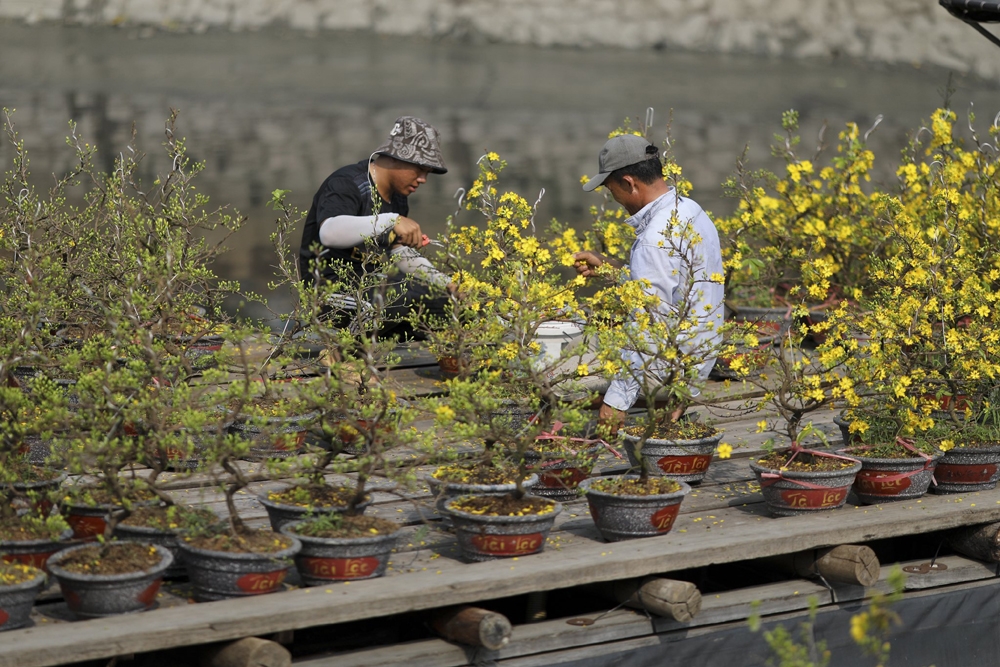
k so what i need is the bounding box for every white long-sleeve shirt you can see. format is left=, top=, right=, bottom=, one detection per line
left=603, top=190, right=725, bottom=411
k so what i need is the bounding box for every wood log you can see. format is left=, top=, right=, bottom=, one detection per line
left=764, top=544, right=880, bottom=587
left=430, top=606, right=512, bottom=651
left=599, top=577, right=701, bottom=622
left=949, top=522, right=1000, bottom=562
left=199, top=637, right=291, bottom=667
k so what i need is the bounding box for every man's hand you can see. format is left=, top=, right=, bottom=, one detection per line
left=573, top=251, right=605, bottom=278
left=597, top=402, right=626, bottom=440
left=392, top=216, right=423, bottom=248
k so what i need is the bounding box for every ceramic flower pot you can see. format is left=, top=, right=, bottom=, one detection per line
left=257, top=488, right=370, bottom=532
left=63, top=497, right=159, bottom=542
left=177, top=536, right=301, bottom=601
left=521, top=442, right=603, bottom=501
left=838, top=446, right=942, bottom=504
left=749, top=448, right=861, bottom=517
left=932, top=444, right=1000, bottom=494
left=0, top=470, right=66, bottom=515
left=230, top=411, right=318, bottom=460
left=580, top=476, right=692, bottom=541
left=427, top=473, right=539, bottom=520
left=620, top=430, right=723, bottom=484
left=48, top=543, right=173, bottom=618
left=445, top=495, right=561, bottom=562
left=0, top=565, right=47, bottom=631
left=280, top=522, right=399, bottom=585
left=0, top=527, right=74, bottom=573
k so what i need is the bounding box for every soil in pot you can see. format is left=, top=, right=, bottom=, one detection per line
left=0, top=465, right=65, bottom=515
left=621, top=421, right=722, bottom=484
left=839, top=441, right=941, bottom=504
left=445, top=494, right=560, bottom=562
left=47, top=542, right=173, bottom=618
left=429, top=462, right=539, bottom=523
left=0, top=562, right=47, bottom=631
left=750, top=448, right=861, bottom=516
left=282, top=514, right=400, bottom=585
left=115, top=506, right=218, bottom=578
left=179, top=528, right=301, bottom=601
left=580, top=475, right=691, bottom=541
left=259, top=485, right=369, bottom=531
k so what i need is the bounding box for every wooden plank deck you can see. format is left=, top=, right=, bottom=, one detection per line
left=0, top=362, right=980, bottom=667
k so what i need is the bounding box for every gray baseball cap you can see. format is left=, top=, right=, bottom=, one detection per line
left=374, top=116, right=448, bottom=174
left=582, top=135, right=658, bottom=192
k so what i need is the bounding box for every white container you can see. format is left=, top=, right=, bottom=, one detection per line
left=533, top=321, right=585, bottom=366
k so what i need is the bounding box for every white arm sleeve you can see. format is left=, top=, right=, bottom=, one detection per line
left=318, top=213, right=399, bottom=249
left=390, top=245, right=451, bottom=289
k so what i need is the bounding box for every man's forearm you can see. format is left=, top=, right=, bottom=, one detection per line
left=318, top=213, right=398, bottom=248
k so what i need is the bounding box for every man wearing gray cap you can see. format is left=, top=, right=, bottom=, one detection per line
left=298, top=116, right=452, bottom=337
left=573, top=134, right=724, bottom=432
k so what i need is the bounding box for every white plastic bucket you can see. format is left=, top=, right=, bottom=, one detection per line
left=533, top=321, right=585, bottom=365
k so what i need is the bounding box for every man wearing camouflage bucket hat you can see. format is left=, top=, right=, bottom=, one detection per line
left=298, top=115, right=452, bottom=338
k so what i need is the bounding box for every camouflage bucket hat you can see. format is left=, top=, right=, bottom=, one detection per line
left=373, top=116, right=448, bottom=174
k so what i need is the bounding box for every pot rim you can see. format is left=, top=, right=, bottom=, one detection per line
left=618, top=429, right=722, bottom=447
left=279, top=521, right=401, bottom=547
left=426, top=472, right=539, bottom=491
left=258, top=488, right=370, bottom=513
left=444, top=494, right=561, bottom=522
left=836, top=446, right=943, bottom=465
left=48, top=542, right=173, bottom=582
left=1, top=470, right=67, bottom=489
left=0, top=526, right=74, bottom=547
left=749, top=455, right=862, bottom=479
left=579, top=475, right=692, bottom=500
left=177, top=533, right=302, bottom=560
left=232, top=410, right=320, bottom=427
left=0, top=566, right=47, bottom=592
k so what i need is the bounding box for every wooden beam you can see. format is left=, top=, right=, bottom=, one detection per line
left=597, top=577, right=701, bottom=622
left=949, top=521, right=1000, bottom=562
left=199, top=637, right=290, bottom=667
left=763, top=544, right=880, bottom=586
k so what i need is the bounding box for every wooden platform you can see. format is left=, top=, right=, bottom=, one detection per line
left=1, top=359, right=996, bottom=667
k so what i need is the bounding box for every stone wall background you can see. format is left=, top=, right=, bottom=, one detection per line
left=1, top=0, right=998, bottom=80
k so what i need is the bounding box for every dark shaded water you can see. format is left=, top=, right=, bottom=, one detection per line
left=1, top=22, right=997, bottom=314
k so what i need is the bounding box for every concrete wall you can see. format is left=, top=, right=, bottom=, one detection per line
left=1, top=0, right=998, bottom=80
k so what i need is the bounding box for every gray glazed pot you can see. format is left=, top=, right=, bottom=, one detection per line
left=445, top=495, right=561, bottom=562
left=177, top=535, right=301, bottom=601
left=837, top=447, right=942, bottom=504
left=931, top=444, right=1000, bottom=494
left=579, top=476, right=692, bottom=541
left=488, top=400, right=538, bottom=437
left=113, top=523, right=186, bottom=578
left=48, top=542, right=173, bottom=618
left=0, top=527, right=74, bottom=573
left=0, top=567, right=46, bottom=631
left=524, top=444, right=602, bottom=501
left=280, top=521, right=400, bottom=585
left=257, top=488, right=370, bottom=532
left=750, top=450, right=862, bottom=517
left=230, top=411, right=318, bottom=460
left=427, top=473, right=539, bottom=520
left=620, top=430, right=723, bottom=484
left=1, top=470, right=66, bottom=514
left=63, top=498, right=159, bottom=541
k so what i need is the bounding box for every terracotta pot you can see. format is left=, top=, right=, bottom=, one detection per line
left=280, top=521, right=399, bottom=585
left=48, top=542, right=173, bottom=618
left=580, top=475, right=691, bottom=541
left=445, top=495, right=561, bottom=562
